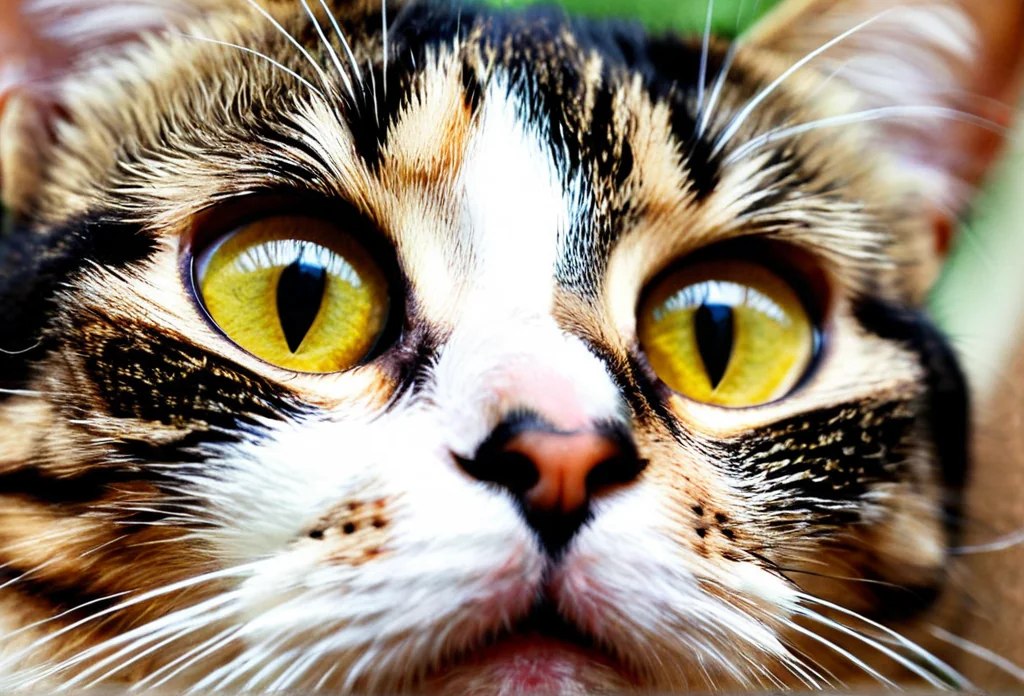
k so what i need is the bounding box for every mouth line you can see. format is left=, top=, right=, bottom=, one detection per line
left=437, top=602, right=636, bottom=681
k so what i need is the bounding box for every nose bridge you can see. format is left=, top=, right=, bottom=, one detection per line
left=435, top=316, right=626, bottom=438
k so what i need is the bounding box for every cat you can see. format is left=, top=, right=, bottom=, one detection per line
left=0, top=0, right=1021, bottom=692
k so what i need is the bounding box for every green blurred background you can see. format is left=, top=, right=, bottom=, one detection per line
left=489, top=0, right=1024, bottom=392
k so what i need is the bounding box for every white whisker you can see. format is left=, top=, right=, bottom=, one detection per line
left=381, top=0, right=389, bottom=99
left=800, top=594, right=971, bottom=688
left=267, top=647, right=321, bottom=691
left=696, top=0, right=715, bottom=120
left=194, top=634, right=290, bottom=691
left=779, top=616, right=897, bottom=687
left=698, top=42, right=737, bottom=139
left=68, top=607, right=234, bottom=690
left=715, top=9, right=893, bottom=156
left=0, top=591, right=131, bottom=647
left=800, top=610, right=943, bottom=688
left=316, top=0, right=364, bottom=87
left=173, top=33, right=327, bottom=101
left=242, top=645, right=304, bottom=691
left=726, top=105, right=1007, bottom=165
left=952, top=528, right=1024, bottom=555
left=241, top=0, right=331, bottom=90
left=313, top=662, right=340, bottom=692
left=1, top=563, right=256, bottom=671
left=0, top=387, right=44, bottom=396
left=27, top=593, right=244, bottom=689
left=300, top=0, right=357, bottom=101
left=0, top=340, right=42, bottom=356
left=160, top=627, right=248, bottom=692
left=929, top=625, right=1024, bottom=683
left=369, top=59, right=380, bottom=124
left=132, top=625, right=243, bottom=691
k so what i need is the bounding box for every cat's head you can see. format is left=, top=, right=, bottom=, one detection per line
left=0, top=0, right=1021, bottom=691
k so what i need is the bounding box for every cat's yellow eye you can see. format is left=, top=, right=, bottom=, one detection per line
left=195, top=216, right=390, bottom=373
left=638, top=258, right=816, bottom=408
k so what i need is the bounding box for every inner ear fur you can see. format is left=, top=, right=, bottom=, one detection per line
left=745, top=0, right=1024, bottom=224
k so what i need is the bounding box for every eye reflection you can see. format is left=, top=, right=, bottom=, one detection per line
left=638, top=258, right=817, bottom=407
left=194, top=216, right=389, bottom=373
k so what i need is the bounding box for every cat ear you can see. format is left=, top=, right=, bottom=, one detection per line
left=0, top=0, right=220, bottom=220
left=746, top=0, right=1024, bottom=236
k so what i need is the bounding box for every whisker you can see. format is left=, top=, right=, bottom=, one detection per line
left=929, top=625, right=1024, bottom=683
left=776, top=653, right=827, bottom=689
left=299, top=0, right=357, bottom=101
left=241, top=0, right=332, bottom=90
left=697, top=42, right=737, bottom=139
left=734, top=0, right=747, bottom=33
left=132, top=625, right=244, bottom=691
left=776, top=565, right=907, bottom=592
left=0, top=340, right=42, bottom=356
left=0, top=591, right=131, bottom=647
left=0, top=563, right=256, bottom=666
left=951, top=527, right=1024, bottom=555
left=778, top=616, right=896, bottom=687
left=380, top=0, right=387, bottom=99
left=161, top=627, right=249, bottom=692
left=714, top=8, right=893, bottom=157
left=368, top=59, right=380, bottom=124
left=193, top=633, right=291, bottom=691
left=66, top=605, right=236, bottom=690
left=800, top=594, right=971, bottom=688
left=796, top=606, right=953, bottom=688
left=79, top=535, right=130, bottom=559
left=242, top=645, right=304, bottom=691
left=0, top=387, right=45, bottom=397
left=313, top=662, right=340, bottom=692
left=316, top=0, right=364, bottom=87
left=24, top=593, right=244, bottom=689
left=696, top=0, right=715, bottom=120
left=173, top=33, right=327, bottom=101
left=268, top=647, right=320, bottom=690
left=726, top=105, right=1008, bottom=165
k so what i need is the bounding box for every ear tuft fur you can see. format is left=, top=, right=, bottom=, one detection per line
left=747, top=0, right=1024, bottom=215
left=0, top=0, right=224, bottom=219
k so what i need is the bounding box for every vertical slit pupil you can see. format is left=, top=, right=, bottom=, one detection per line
left=694, top=304, right=734, bottom=389
left=277, top=258, right=328, bottom=353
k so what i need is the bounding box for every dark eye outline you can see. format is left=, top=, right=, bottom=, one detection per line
left=182, top=192, right=406, bottom=371
left=634, top=239, right=830, bottom=409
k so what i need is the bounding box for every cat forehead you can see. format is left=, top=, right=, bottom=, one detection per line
left=31, top=0, right=914, bottom=305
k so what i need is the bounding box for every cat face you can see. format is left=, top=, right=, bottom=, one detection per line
left=0, top=0, right=1020, bottom=691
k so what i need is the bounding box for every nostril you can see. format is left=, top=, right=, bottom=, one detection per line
left=454, top=450, right=540, bottom=494
left=586, top=455, right=649, bottom=491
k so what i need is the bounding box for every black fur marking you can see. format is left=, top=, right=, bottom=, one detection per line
left=855, top=297, right=970, bottom=531
left=71, top=315, right=297, bottom=430
left=726, top=399, right=918, bottom=527
left=0, top=465, right=167, bottom=506
left=0, top=217, right=157, bottom=395
left=115, top=430, right=244, bottom=466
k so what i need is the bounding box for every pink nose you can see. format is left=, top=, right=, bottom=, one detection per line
left=456, top=416, right=645, bottom=554
left=504, top=431, right=622, bottom=513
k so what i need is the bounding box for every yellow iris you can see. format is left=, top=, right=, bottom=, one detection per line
left=196, top=216, right=389, bottom=373
left=638, top=259, right=815, bottom=407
